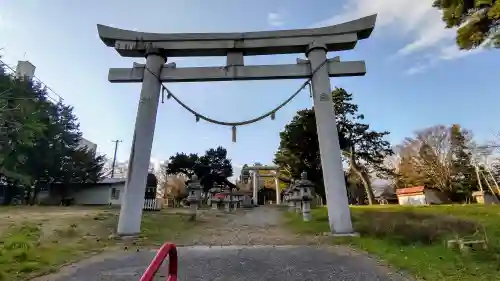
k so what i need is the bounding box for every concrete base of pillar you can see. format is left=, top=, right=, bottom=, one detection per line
left=302, top=213, right=312, bottom=221
left=112, top=233, right=140, bottom=240
left=321, top=232, right=360, bottom=237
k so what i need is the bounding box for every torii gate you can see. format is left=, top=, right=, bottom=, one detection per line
left=240, top=164, right=280, bottom=205
left=97, top=14, right=377, bottom=236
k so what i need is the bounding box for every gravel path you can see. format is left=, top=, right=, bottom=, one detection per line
left=188, top=205, right=306, bottom=246
left=32, top=206, right=412, bottom=281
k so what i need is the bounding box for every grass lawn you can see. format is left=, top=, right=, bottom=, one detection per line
left=285, top=204, right=500, bottom=281
left=0, top=206, right=203, bottom=281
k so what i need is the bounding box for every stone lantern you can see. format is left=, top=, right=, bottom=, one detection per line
left=296, top=171, right=314, bottom=221
left=241, top=167, right=250, bottom=184
left=289, top=181, right=302, bottom=213
left=186, top=175, right=202, bottom=216
left=230, top=191, right=240, bottom=209
left=282, top=188, right=290, bottom=205
left=293, top=180, right=302, bottom=214
left=223, top=192, right=232, bottom=212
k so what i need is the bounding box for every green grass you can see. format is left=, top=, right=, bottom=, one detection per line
left=135, top=211, right=205, bottom=246
left=0, top=209, right=203, bottom=281
left=285, top=204, right=500, bottom=281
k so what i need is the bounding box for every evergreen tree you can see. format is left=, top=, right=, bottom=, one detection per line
left=274, top=88, right=393, bottom=204
left=163, top=146, right=234, bottom=194
left=0, top=67, right=46, bottom=184
left=449, top=124, right=477, bottom=201
left=274, top=109, right=326, bottom=197
left=432, top=0, right=500, bottom=49
left=333, top=88, right=393, bottom=205
left=0, top=62, right=105, bottom=204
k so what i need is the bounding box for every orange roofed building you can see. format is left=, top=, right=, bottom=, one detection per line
left=395, top=186, right=449, bottom=206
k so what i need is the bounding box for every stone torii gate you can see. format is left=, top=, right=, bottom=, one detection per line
left=97, top=14, right=377, bottom=236
left=241, top=164, right=281, bottom=205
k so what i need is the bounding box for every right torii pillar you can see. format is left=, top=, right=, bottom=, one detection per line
left=307, top=42, right=354, bottom=235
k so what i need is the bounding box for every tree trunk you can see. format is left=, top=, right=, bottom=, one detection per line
left=351, top=166, right=375, bottom=205
left=349, top=150, right=375, bottom=205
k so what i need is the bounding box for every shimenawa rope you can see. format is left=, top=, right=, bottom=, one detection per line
left=144, top=59, right=329, bottom=142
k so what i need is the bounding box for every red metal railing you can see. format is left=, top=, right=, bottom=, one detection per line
left=140, top=243, right=178, bottom=281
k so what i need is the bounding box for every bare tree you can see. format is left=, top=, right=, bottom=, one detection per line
left=394, top=125, right=453, bottom=192
left=159, top=174, right=188, bottom=207
left=382, top=148, right=401, bottom=188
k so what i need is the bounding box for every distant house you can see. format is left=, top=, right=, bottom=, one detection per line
left=33, top=178, right=126, bottom=206
left=396, top=186, right=449, bottom=205
left=34, top=173, right=161, bottom=210
left=373, top=185, right=398, bottom=205
left=472, top=190, right=499, bottom=205
left=72, top=178, right=126, bottom=206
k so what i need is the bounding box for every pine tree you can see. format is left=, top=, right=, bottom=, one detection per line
left=449, top=124, right=477, bottom=202
left=0, top=62, right=105, bottom=204
left=432, top=0, right=500, bottom=49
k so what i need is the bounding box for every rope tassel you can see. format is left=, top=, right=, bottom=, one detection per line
left=232, top=126, right=237, bottom=143
left=271, top=112, right=276, bottom=120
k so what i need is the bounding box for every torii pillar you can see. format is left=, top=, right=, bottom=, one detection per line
left=274, top=175, right=281, bottom=205
left=307, top=43, right=352, bottom=234
left=252, top=171, right=259, bottom=205
left=118, top=48, right=165, bottom=235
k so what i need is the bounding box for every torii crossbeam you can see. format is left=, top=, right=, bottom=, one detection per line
left=97, top=14, right=377, bottom=236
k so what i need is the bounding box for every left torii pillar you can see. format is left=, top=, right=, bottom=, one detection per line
left=117, top=47, right=166, bottom=236
left=274, top=176, right=280, bottom=205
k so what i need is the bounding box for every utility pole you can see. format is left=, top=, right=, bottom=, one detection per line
left=111, top=140, right=122, bottom=178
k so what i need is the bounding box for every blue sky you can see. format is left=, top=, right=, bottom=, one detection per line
left=1, top=0, right=499, bottom=179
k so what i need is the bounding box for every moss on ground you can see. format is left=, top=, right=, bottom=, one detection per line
left=0, top=208, right=203, bottom=280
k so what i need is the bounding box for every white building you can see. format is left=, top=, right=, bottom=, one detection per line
left=77, top=137, right=97, bottom=153
left=396, top=186, right=448, bottom=205
left=71, top=177, right=161, bottom=210
left=72, top=178, right=126, bottom=206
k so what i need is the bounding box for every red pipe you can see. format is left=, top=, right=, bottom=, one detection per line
left=140, top=243, right=178, bottom=281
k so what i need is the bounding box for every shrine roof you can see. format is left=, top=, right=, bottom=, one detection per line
left=396, top=186, right=425, bottom=195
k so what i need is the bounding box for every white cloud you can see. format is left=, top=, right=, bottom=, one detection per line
left=438, top=44, right=482, bottom=61
left=149, top=157, right=163, bottom=172
left=405, top=65, right=426, bottom=75
left=314, top=0, right=481, bottom=74
left=228, top=164, right=243, bottom=183
left=404, top=43, right=484, bottom=75
left=268, top=12, right=285, bottom=27
left=233, top=163, right=241, bottom=168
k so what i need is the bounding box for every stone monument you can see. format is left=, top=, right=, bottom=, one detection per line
left=296, top=172, right=314, bottom=221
